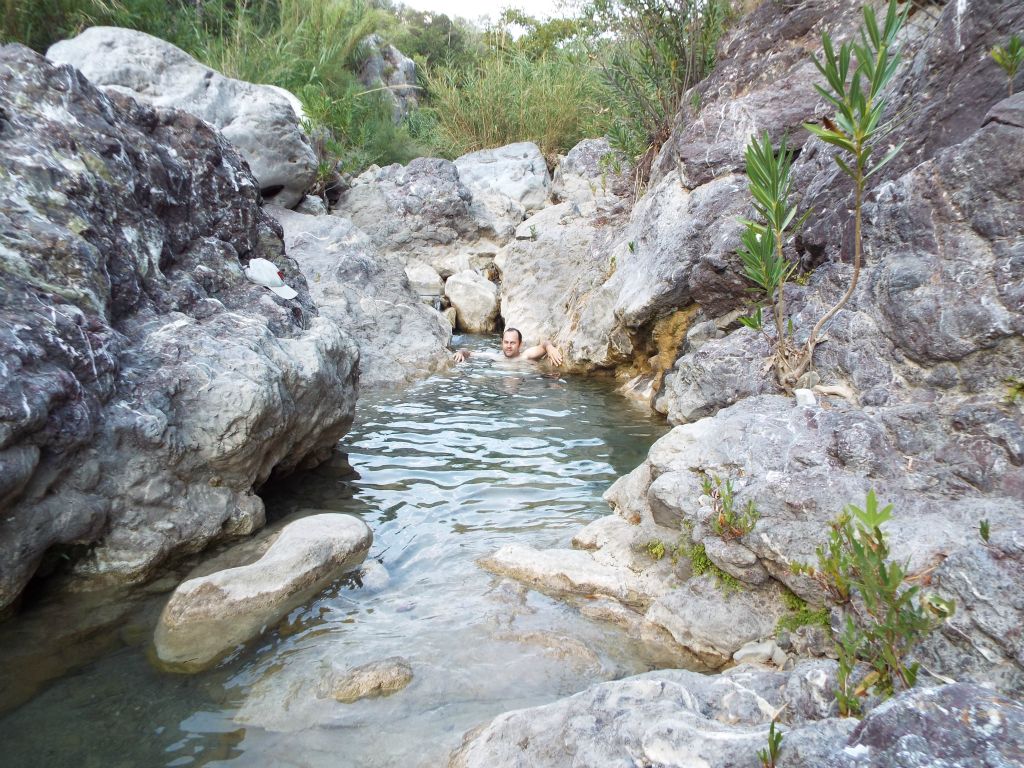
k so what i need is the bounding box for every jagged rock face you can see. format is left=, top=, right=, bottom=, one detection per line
left=658, top=91, right=1024, bottom=421
left=605, top=393, right=1024, bottom=689
left=332, top=157, right=483, bottom=262
left=834, top=684, right=1024, bottom=768
left=651, top=1, right=863, bottom=190
left=454, top=142, right=551, bottom=240
left=450, top=662, right=858, bottom=768
left=499, top=172, right=748, bottom=369
left=358, top=34, right=419, bottom=124
left=0, top=46, right=358, bottom=612
left=268, top=207, right=453, bottom=388
left=46, top=26, right=317, bottom=208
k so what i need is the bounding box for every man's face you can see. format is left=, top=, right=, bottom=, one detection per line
left=502, top=331, right=521, bottom=358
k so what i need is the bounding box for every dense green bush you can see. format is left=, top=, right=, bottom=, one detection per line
left=423, top=48, right=609, bottom=163
left=581, top=0, right=729, bottom=185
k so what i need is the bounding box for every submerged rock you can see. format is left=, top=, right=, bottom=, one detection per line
left=317, top=656, right=414, bottom=703
left=47, top=26, right=316, bottom=207
left=153, top=514, right=371, bottom=671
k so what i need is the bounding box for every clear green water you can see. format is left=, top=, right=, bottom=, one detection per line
left=0, top=336, right=672, bottom=768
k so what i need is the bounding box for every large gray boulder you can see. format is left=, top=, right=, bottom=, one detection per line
left=833, top=684, right=1024, bottom=768
left=551, top=137, right=632, bottom=210
left=455, top=142, right=550, bottom=213
left=0, top=46, right=357, bottom=612
left=268, top=207, right=452, bottom=388
left=454, top=142, right=551, bottom=240
left=46, top=26, right=317, bottom=208
left=332, top=157, right=484, bottom=263
left=498, top=170, right=748, bottom=371
left=497, top=202, right=612, bottom=362
left=153, top=513, right=372, bottom=670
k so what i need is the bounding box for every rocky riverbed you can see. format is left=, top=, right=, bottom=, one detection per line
left=2, top=0, right=1023, bottom=765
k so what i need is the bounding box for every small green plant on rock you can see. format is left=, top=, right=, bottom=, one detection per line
left=1005, top=376, right=1024, bottom=405
left=757, top=720, right=783, bottom=768
left=792, top=491, right=955, bottom=716
left=991, top=34, right=1024, bottom=97
left=647, top=539, right=667, bottom=560
left=702, top=473, right=759, bottom=539
left=685, top=541, right=744, bottom=594
left=776, top=588, right=830, bottom=634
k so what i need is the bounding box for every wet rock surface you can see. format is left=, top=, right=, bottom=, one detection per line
left=0, top=46, right=359, bottom=611
left=317, top=656, right=414, bottom=703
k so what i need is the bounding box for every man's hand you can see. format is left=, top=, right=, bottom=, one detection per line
left=546, top=343, right=563, bottom=366
left=453, top=349, right=469, bottom=363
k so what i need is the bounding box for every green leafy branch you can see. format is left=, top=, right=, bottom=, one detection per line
left=792, top=491, right=955, bottom=716
left=991, top=34, right=1023, bottom=98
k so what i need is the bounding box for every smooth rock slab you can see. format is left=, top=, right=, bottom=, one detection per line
left=450, top=663, right=857, bottom=768
left=479, top=543, right=669, bottom=607
left=154, top=514, right=371, bottom=671
left=645, top=576, right=789, bottom=666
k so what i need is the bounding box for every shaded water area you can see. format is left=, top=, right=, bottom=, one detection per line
left=0, top=336, right=677, bottom=767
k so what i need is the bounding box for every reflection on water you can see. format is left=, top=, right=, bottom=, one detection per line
left=0, top=336, right=673, bottom=768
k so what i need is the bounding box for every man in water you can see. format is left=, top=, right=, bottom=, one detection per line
left=454, top=327, right=563, bottom=365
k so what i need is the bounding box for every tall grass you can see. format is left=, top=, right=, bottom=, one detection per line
left=424, top=50, right=609, bottom=163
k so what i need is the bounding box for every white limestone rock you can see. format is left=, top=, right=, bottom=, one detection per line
left=154, top=514, right=372, bottom=671
left=445, top=270, right=498, bottom=333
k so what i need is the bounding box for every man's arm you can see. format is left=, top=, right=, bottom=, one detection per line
left=521, top=340, right=563, bottom=365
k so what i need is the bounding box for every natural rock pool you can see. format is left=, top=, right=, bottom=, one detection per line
left=0, top=336, right=679, bottom=767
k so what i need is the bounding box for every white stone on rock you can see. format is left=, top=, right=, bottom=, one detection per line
left=794, top=388, right=817, bottom=407
left=734, top=639, right=778, bottom=665
left=47, top=27, right=317, bottom=207
left=405, top=261, right=444, bottom=300
left=445, top=270, right=498, bottom=333
left=154, top=513, right=372, bottom=671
